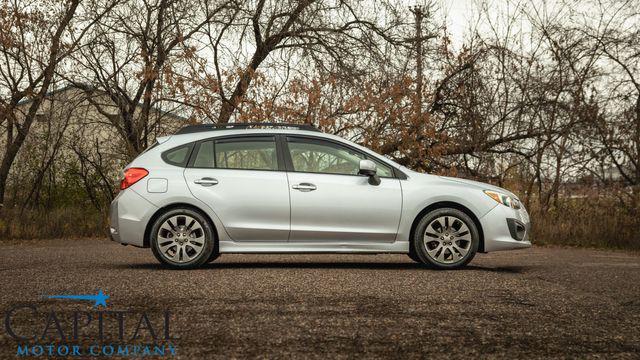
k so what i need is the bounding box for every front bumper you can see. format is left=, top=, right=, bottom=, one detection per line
left=479, top=204, right=531, bottom=252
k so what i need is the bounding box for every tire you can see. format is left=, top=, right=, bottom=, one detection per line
left=412, top=208, right=479, bottom=269
left=407, top=247, right=421, bottom=263
left=150, top=208, right=215, bottom=269
left=206, top=252, right=220, bottom=263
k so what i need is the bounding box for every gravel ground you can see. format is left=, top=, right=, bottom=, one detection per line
left=0, top=238, right=639, bottom=359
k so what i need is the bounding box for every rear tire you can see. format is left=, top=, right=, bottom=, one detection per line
left=150, top=208, right=215, bottom=269
left=412, top=208, right=479, bottom=269
left=206, top=252, right=220, bottom=263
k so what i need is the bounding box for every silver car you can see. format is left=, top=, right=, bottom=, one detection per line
left=110, top=123, right=531, bottom=269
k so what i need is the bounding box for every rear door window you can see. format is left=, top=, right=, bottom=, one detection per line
left=192, top=140, right=215, bottom=168
left=215, top=137, right=278, bottom=170
left=190, top=136, right=279, bottom=171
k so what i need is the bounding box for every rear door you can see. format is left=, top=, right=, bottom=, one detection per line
left=183, top=135, right=290, bottom=241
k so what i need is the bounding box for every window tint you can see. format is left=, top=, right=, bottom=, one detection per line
left=287, top=137, right=394, bottom=177
left=372, top=158, right=393, bottom=178
left=162, top=144, right=192, bottom=167
left=215, top=137, right=278, bottom=170
left=192, top=140, right=214, bottom=168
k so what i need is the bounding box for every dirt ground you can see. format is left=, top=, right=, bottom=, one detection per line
left=0, top=238, right=639, bottom=359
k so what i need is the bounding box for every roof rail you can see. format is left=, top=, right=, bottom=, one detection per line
left=176, top=122, right=320, bottom=135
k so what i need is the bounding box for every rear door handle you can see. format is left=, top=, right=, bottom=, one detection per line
left=194, top=177, right=218, bottom=186
left=292, top=183, right=317, bottom=192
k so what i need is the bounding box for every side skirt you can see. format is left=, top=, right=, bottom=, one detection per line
left=218, top=240, right=410, bottom=254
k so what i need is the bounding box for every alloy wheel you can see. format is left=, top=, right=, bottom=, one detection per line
left=156, top=215, right=206, bottom=263
left=423, top=215, right=472, bottom=264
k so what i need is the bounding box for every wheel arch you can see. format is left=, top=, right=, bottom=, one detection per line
left=143, top=202, right=219, bottom=250
left=409, top=201, right=485, bottom=253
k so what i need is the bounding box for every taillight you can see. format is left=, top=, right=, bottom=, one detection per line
left=120, top=168, right=149, bottom=190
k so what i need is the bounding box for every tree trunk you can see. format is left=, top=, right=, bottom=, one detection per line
left=217, top=52, right=268, bottom=123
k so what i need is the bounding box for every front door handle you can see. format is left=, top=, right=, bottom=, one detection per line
left=292, top=183, right=317, bottom=192
left=194, top=177, right=218, bottom=186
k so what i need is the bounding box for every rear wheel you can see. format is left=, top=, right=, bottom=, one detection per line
left=150, top=208, right=215, bottom=269
left=412, top=208, right=479, bottom=269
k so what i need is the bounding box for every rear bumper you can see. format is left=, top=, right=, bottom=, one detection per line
left=479, top=204, right=532, bottom=252
left=109, top=189, right=158, bottom=247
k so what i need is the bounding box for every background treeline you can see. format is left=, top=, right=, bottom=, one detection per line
left=0, top=0, right=638, bottom=249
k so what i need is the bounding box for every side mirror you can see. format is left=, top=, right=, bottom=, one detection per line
left=358, top=159, right=381, bottom=186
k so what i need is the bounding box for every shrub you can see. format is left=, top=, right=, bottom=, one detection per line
left=0, top=206, right=108, bottom=240
left=528, top=196, right=639, bottom=250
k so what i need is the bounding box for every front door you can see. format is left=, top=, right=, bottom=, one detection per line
left=183, top=135, right=290, bottom=241
left=284, top=136, right=402, bottom=242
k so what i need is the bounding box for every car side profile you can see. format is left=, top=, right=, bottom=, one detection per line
left=109, top=123, right=531, bottom=269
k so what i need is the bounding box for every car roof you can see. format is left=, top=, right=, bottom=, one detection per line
left=176, top=123, right=319, bottom=134
left=168, top=127, right=344, bottom=143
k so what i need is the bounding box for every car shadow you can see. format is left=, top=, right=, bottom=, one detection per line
left=109, top=262, right=527, bottom=273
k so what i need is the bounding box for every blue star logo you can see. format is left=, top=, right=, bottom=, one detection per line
left=45, top=290, right=109, bottom=308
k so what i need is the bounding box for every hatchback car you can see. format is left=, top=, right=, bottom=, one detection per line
left=110, top=123, right=531, bottom=269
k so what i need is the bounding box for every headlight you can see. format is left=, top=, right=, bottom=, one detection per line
left=484, top=190, right=521, bottom=209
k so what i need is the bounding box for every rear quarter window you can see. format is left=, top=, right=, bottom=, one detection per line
left=161, top=143, right=193, bottom=167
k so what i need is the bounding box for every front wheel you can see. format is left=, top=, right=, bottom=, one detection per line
left=412, top=208, right=479, bottom=269
left=150, top=208, right=215, bottom=269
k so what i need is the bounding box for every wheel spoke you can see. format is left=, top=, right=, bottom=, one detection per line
left=188, top=220, right=202, bottom=232
left=169, top=246, right=181, bottom=261
left=160, top=223, right=174, bottom=234
left=189, top=240, right=203, bottom=247
left=453, top=243, right=469, bottom=256
left=184, top=245, right=197, bottom=259
left=451, top=248, right=464, bottom=261
left=454, top=223, right=469, bottom=236
left=167, top=216, right=180, bottom=230
left=426, top=244, right=443, bottom=258
left=191, top=235, right=205, bottom=244
left=159, top=242, right=176, bottom=254
left=435, top=248, right=447, bottom=262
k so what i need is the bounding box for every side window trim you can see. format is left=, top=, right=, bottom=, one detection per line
left=283, top=135, right=398, bottom=179
left=175, top=133, right=406, bottom=179
left=187, top=139, right=216, bottom=168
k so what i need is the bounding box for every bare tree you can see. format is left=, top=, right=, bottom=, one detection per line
left=0, top=0, right=82, bottom=206
left=183, top=0, right=405, bottom=124
left=0, top=0, right=115, bottom=206
left=71, top=0, right=234, bottom=159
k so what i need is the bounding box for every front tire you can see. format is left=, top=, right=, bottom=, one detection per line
left=150, top=208, right=215, bottom=269
left=407, top=247, right=421, bottom=263
left=412, top=208, right=479, bottom=269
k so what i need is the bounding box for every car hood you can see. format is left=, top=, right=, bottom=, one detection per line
left=438, top=176, right=519, bottom=199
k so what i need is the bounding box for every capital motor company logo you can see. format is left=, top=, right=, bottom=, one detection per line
left=3, top=290, right=177, bottom=357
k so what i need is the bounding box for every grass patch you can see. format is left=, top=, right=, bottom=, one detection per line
left=0, top=206, right=107, bottom=240
left=529, top=196, right=639, bottom=250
